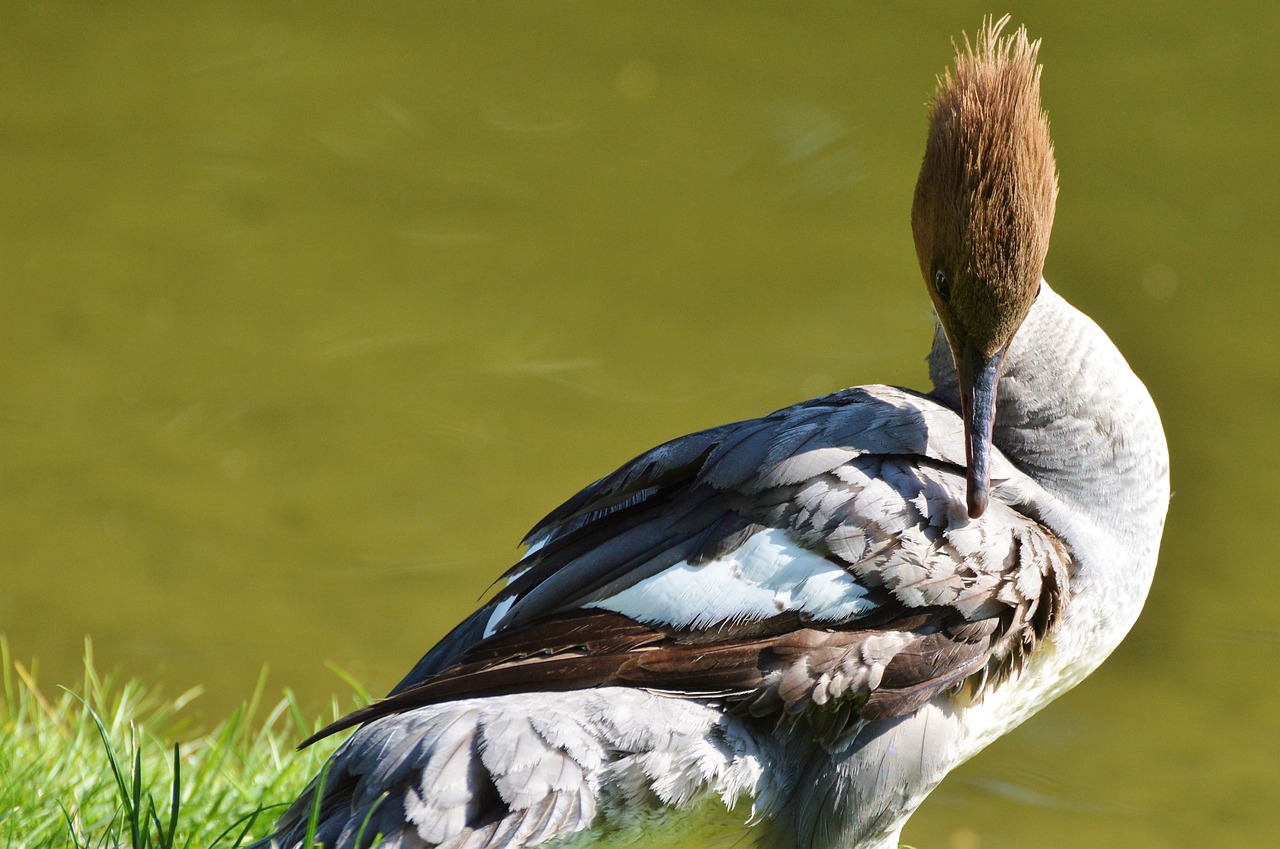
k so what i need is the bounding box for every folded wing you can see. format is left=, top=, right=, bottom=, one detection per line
left=306, top=386, right=1070, bottom=749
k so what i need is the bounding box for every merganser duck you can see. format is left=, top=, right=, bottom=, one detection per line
left=256, top=18, right=1169, bottom=849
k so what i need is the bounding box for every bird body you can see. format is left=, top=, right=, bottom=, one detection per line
left=256, top=19, right=1169, bottom=849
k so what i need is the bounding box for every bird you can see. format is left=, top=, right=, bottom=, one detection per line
left=254, top=18, right=1169, bottom=849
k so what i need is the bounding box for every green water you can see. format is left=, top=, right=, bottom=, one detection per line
left=3, top=4, right=1277, bottom=847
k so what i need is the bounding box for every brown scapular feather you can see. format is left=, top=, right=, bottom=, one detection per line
left=299, top=590, right=1049, bottom=750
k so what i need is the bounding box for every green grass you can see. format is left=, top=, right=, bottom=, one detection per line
left=0, top=638, right=348, bottom=849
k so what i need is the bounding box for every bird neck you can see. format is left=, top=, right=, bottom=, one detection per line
left=928, top=281, right=1170, bottom=550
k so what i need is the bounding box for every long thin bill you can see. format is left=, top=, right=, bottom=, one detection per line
left=957, top=345, right=1005, bottom=519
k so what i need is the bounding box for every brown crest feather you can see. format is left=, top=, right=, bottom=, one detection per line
left=912, top=15, right=1058, bottom=358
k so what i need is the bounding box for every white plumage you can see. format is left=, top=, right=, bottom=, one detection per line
left=584, top=528, right=877, bottom=629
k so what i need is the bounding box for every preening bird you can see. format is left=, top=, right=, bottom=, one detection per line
left=254, top=18, right=1169, bottom=849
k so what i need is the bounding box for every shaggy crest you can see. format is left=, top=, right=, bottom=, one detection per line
left=912, top=15, right=1059, bottom=357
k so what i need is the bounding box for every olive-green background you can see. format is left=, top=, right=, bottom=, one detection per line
left=3, top=3, right=1275, bottom=847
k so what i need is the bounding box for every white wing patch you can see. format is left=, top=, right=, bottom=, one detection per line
left=584, top=528, right=876, bottom=629
left=483, top=564, right=532, bottom=638
left=483, top=595, right=520, bottom=638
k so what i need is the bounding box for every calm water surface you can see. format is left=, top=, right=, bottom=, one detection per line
left=3, top=4, right=1277, bottom=848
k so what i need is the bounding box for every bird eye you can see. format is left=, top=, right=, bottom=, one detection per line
left=933, top=268, right=951, bottom=301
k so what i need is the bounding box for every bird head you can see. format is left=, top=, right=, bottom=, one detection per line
left=911, top=16, right=1059, bottom=518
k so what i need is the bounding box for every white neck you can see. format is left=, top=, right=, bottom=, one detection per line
left=926, top=281, right=1170, bottom=763
left=928, top=281, right=1170, bottom=575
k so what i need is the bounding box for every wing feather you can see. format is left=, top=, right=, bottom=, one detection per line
left=315, top=385, right=1069, bottom=752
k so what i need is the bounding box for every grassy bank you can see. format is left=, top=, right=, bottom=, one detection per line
left=3, top=642, right=927, bottom=849
left=0, top=638, right=348, bottom=848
